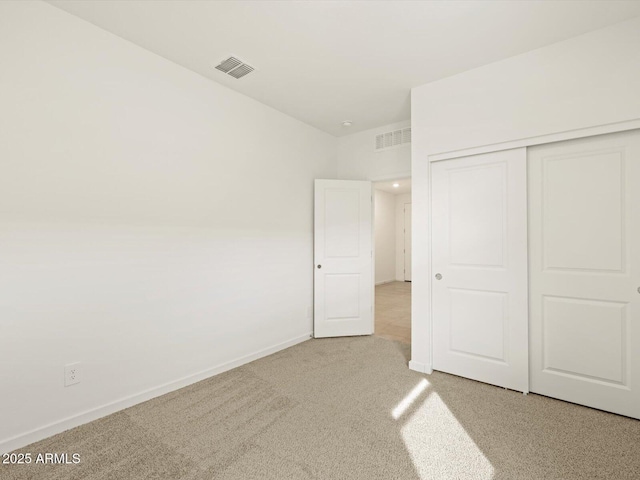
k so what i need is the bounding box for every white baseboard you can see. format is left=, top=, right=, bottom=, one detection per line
left=0, top=333, right=312, bottom=454
left=409, top=360, right=433, bottom=375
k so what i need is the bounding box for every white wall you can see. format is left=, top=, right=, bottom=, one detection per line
left=337, top=121, right=411, bottom=181
left=0, top=1, right=336, bottom=452
left=410, top=16, right=640, bottom=373
left=374, top=190, right=396, bottom=285
left=395, top=194, right=411, bottom=281
left=339, top=121, right=412, bottom=285
left=413, top=16, right=640, bottom=157
left=375, top=190, right=411, bottom=285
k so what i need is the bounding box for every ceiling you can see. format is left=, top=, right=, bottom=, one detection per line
left=48, top=1, right=640, bottom=137
left=375, top=179, right=411, bottom=195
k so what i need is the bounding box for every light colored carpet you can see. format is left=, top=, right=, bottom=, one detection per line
left=2, top=336, right=640, bottom=479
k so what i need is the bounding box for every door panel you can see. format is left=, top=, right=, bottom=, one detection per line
left=324, top=189, right=361, bottom=257
left=431, top=148, right=528, bottom=392
left=449, top=163, right=506, bottom=267
left=542, top=296, right=626, bottom=385
left=541, top=150, right=624, bottom=272
left=449, top=288, right=507, bottom=361
left=529, top=130, right=640, bottom=418
left=314, top=180, right=373, bottom=338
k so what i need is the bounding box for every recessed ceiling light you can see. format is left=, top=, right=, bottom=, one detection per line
left=393, top=183, right=400, bottom=188
left=341, top=121, right=353, bottom=127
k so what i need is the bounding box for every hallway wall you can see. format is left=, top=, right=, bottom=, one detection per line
left=375, top=190, right=396, bottom=284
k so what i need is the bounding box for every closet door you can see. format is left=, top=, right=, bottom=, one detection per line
left=431, top=148, right=529, bottom=392
left=529, top=130, right=640, bottom=419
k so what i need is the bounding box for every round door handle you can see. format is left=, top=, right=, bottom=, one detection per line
left=637, top=286, right=640, bottom=294
left=435, top=273, right=442, bottom=280
left=317, top=265, right=322, bottom=269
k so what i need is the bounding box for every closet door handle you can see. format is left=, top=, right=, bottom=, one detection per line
left=435, top=273, right=442, bottom=280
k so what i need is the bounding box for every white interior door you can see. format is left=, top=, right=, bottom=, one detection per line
left=431, top=148, right=529, bottom=392
left=529, top=130, right=640, bottom=419
left=314, top=179, right=373, bottom=338
left=404, top=203, right=412, bottom=281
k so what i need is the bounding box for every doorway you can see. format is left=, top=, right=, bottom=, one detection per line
left=373, top=178, right=411, bottom=344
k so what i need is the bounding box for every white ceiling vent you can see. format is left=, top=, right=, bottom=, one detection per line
left=375, top=127, right=411, bottom=152
left=215, top=56, right=255, bottom=79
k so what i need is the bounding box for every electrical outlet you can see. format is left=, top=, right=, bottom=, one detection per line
left=64, top=363, right=81, bottom=387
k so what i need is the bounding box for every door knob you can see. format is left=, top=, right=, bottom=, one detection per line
left=435, top=273, right=442, bottom=280
left=317, top=265, right=322, bottom=269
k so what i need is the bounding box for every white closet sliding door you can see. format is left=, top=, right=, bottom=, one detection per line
left=529, top=130, right=640, bottom=419
left=431, top=148, right=529, bottom=392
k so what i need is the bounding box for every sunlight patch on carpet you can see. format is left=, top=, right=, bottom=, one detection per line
left=392, top=378, right=429, bottom=420
left=400, top=391, right=494, bottom=479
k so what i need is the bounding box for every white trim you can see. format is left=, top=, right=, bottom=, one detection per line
left=429, top=118, right=640, bottom=162
left=409, top=360, right=433, bottom=374
left=0, top=333, right=312, bottom=454
left=371, top=183, right=376, bottom=335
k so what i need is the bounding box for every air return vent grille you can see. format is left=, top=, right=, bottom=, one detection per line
left=375, top=127, right=411, bottom=151
left=215, top=56, right=255, bottom=79
left=215, top=57, right=242, bottom=73
left=228, top=64, right=254, bottom=79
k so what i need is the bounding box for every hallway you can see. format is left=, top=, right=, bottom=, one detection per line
left=374, top=281, right=411, bottom=344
